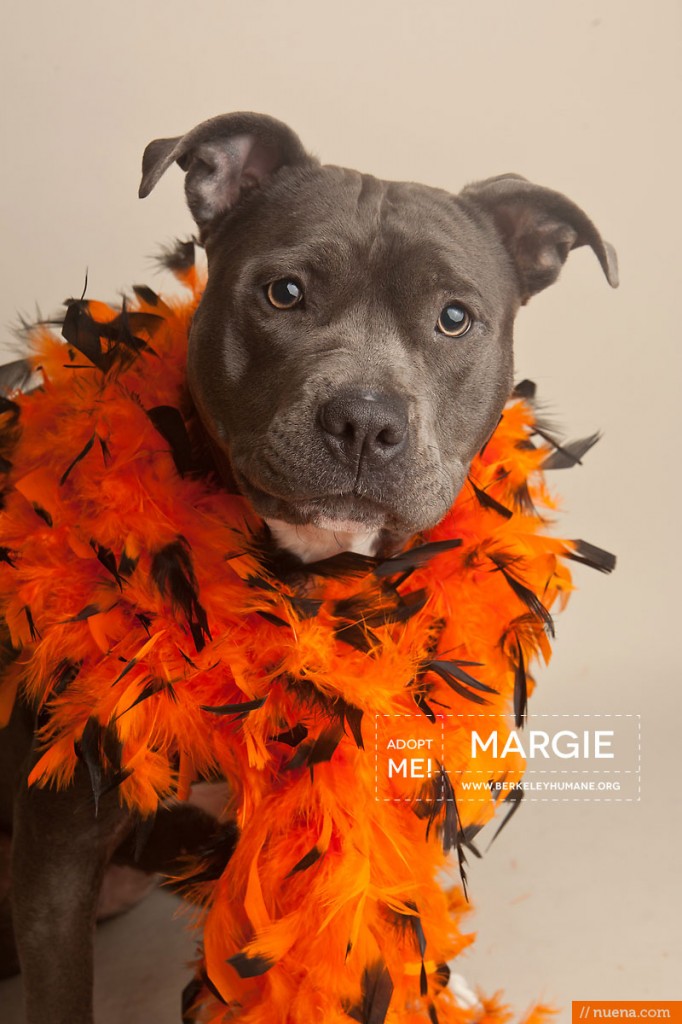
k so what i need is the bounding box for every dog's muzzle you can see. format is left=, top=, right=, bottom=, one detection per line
left=317, top=388, right=409, bottom=471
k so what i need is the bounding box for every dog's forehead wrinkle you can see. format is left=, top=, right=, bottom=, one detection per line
left=221, top=168, right=515, bottom=318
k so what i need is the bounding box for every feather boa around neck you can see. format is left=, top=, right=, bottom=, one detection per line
left=0, top=242, right=614, bottom=1024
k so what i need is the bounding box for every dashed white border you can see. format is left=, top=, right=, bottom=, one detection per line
left=373, top=713, right=642, bottom=803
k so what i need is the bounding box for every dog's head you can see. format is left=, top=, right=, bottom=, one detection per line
left=140, top=113, right=617, bottom=560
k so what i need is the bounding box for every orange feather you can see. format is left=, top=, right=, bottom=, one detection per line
left=0, top=244, right=610, bottom=1023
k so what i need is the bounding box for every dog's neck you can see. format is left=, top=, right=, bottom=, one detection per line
left=265, top=518, right=383, bottom=563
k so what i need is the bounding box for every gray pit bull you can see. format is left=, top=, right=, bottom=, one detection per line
left=0, top=112, right=617, bottom=1023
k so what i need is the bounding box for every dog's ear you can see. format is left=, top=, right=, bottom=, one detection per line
left=461, top=174, right=618, bottom=303
left=138, top=112, right=312, bottom=238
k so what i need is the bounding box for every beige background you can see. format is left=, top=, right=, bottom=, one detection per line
left=1, top=0, right=680, bottom=1020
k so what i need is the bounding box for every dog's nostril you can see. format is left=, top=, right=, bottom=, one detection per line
left=318, top=389, right=408, bottom=465
left=376, top=425, right=402, bottom=447
left=321, top=410, right=355, bottom=440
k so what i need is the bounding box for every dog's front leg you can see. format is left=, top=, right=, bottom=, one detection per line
left=11, top=765, right=132, bottom=1024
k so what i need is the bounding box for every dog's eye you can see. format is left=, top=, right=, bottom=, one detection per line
left=265, top=278, right=304, bottom=310
left=437, top=303, right=472, bottom=338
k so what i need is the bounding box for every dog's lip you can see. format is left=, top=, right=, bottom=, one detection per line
left=233, top=464, right=328, bottom=504
left=233, top=466, right=387, bottom=527
left=275, top=500, right=387, bottom=531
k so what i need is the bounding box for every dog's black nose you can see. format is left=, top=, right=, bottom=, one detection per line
left=318, top=389, right=408, bottom=467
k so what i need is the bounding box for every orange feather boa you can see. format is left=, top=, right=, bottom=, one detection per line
left=0, top=244, right=612, bottom=1024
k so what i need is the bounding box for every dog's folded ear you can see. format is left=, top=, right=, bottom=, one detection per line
left=138, top=112, right=312, bottom=238
left=461, top=174, right=618, bottom=303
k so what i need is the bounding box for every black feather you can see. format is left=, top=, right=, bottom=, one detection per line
left=122, top=679, right=177, bottom=714
left=513, top=479, right=538, bottom=516
left=286, top=846, right=323, bottom=876
left=118, top=549, right=138, bottom=577
left=287, top=723, right=344, bottom=770
left=334, top=589, right=427, bottom=629
left=338, top=700, right=364, bottom=749
left=23, top=605, right=39, bottom=640
left=53, top=659, right=81, bottom=695
left=91, top=541, right=125, bottom=589
left=393, top=900, right=428, bottom=995
left=305, top=723, right=345, bottom=765
left=61, top=299, right=160, bottom=374
left=98, top=724, right=131, bottom=800
left=244, top=575, right=278, bottom=593
left=65, top=603, right=101, bottom=622
left=177, top=647, right=196, bottom=668
left=112, top=654, right=140, bottom=685
left=415, top=767, right=462, bottom=873
left=200, top=695, right=267, bottom=717
left=156, top=239, right=196, bottom=273
left=425, top=659, right=497, bottom=700
left=272, top=722, right=308, bottom=747
left=488, top=784, right=524, bottom=847
left=257, top=610, right=290, bottom=628
left=512, top=379, right=537, bottom=400
left=478, top=413, right=504, bottom=459
left=286, top=594, right=323, bottom=619
left=539, top=429, right=601, bottom=469
left=201, top=971, right=227, bottom=1005
left=227, top=951, right=274, bottom=979
left=447, top=780, right=470, bottom=900
left=151, top=539, right=211, bottom=651
left=394, top=901, right=426, bottom=958
left=459, top=822, right=484, bottom=858
left=107, top=303, right=163, bottom=346
left=0, top=546, right=15, bottom=567
left=61, top=301, right=104, bottom=368
left=132, top=284, right=160, bottom=307
left=490, top=555, right=555, bottom=636
left=348, top=961, right=394, bottom=1024
left=32, top=503, right=52, bottom=527
left=0, top=358, right=32, bottom=396
left=0, top=394, right=21, bottom=422
left=299, top=549, right=378, bottom=580
left=36, top=659, right=81, bottom=729
left=437, top=768, right=461, bottom=861
left=76, top=717, right=104, bottom=812
left=414, top=692, right=437, bottom=722
left=60, top=433, right=95, bottom=485
left=334, top=620, right=377, bottom=652
left=181, top=975, right=203, bottom=1024
left=136, top=611, right=152, bottom=636
left=146, top=405, right=194, bottom=476
left=433, top=962, right=451, bottom=989
left=375, top=538, right=462, bottom=578
left=513, top=641, right=527, bottom=728
left=565, top=539, right=616, bottom=574
left=468, top=477, right=514, bottom=519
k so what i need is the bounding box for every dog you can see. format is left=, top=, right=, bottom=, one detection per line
left=0, top=111, right=617, bottom=1023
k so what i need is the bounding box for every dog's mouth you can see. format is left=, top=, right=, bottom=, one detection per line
left=233, top=468, right=389, bottom=532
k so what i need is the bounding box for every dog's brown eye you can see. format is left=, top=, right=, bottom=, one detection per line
left=437, top=303, right=472, bottom=338
left=266, top=278, right=303, bottom=310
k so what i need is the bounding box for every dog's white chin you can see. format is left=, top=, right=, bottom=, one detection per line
left=265, top=517, right=382, bottom=563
